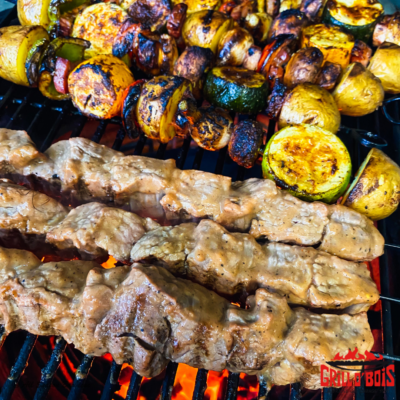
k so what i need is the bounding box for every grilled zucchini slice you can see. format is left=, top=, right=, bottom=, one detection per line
left=342, top=148, right=400, bottom=220
left=368, top=43, right=400, bottom=94
left=301, top=23, right=355, bottom=70
left=204, top=67, right=269, bottom=114
left=68, top=55, right=134, bottom=119
left=136, top=76, right=191, bottom=143
left=72, top=3, right=128, bottom=58
left=279, top=84, right=341, bottom=134
left=262, top=124, right=351, bottom=203
left=332, top=62, right=384, bottom=117
left=0, top=25, right=49, bottom=87
left=322, top=0, right=383, bottom=42
left=182, top=10, right=233, bottom=53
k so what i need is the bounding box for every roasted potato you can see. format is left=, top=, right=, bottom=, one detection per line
left=174, top=46, right=214, bottom=82
left=72, top=3, right=128, bottom=58
left=342, top=148, right=400, bottom=220
left=279, top=83, right=341, bottom=134
left=244, top=13, right=273, bottom=43
left=332, top=62, right=384, bottom=117
left=228, top=119, right=264, bottom=168
left=18, top=0, right=51, bottom=27
left=368, top=43, right=400, bottom=94
left=119, top=0, right=171, bottom=31
left=68, top=55, right=134, bottom=119
left=191, top=106, right=233, bottom=150
left=301, top=24, right=355, bottom=70
left=0, top=25, right=49, bottom=87
left=216, top=27, right=254, bottom=67
left=283, top=47, right=324, bottom=89
left=182, top=10, right=233, bottom=53
left=136, top=76, right=191, bottom=142
left=173, top=0, right=221, bottom=13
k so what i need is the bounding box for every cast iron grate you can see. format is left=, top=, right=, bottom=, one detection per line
left=0, top=4, right=399, bottom=400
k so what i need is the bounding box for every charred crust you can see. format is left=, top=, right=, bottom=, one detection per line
left=229, top=120, right=264, bottom=168
left=349, top=62, right=365, bottom=77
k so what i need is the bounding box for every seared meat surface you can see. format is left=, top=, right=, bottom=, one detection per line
left=131, top=220, right=379, bottom=313
left=0, top=247, right=374, bottom=388
left=47, top=202, right=159, bottom=261
left=0, top=130, right=384, bottom=262
left=0, top=179, right=159, bottom=262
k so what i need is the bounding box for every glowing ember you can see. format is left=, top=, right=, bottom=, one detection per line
left=172, top=364, right=197, bottom=399
left=102, top=256, right=117, bottom=269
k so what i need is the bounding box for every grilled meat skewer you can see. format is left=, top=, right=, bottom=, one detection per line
left=131, top=219, right=379, bottom=313
left=0, top=180, right=159, bottom=261
left=0, top=180, right=378, bottom=311
left=0, top=246, right=374, bottom=388
left=0, top=129, right=384, bottom=262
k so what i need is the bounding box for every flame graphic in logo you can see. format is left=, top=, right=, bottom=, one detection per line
left=333, top=348, right=383, bottom=362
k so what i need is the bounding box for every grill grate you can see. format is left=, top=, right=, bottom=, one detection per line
left=0, top=4, right=399, bottom=400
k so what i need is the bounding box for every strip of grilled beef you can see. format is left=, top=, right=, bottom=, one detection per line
left=0, top=246, right=374, bottom=389
left=131, top=219, right=379, bottom=313
left=0, top=181, right=378, bottom=311
left=0, top=179, right=159, bottom=262
left=0, top=129, right=384, bottom=262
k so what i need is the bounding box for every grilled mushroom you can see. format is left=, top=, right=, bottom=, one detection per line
left=283, top=47, right=324, bottom=89
left=314, top=61, right=341, bottom=90
left=216, top=27, right=254, bottom=67
left=167, top=3, right=188, bottom=38
left=191, top=106, right=233, bottom=151
left=242, top=45, right=262, bottom=70
left=244, top=13, right=273, bottom=43
left=228, top=120, right=264, bottom=168
left=119, top=0, right=171, bottom=32
left=268, top=9, right=308, bottom=40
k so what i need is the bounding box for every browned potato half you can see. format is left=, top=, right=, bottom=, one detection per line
left=72, top=3, right=128, bottom=58
left=216, top=27, right=254, bottom=67
left=172, top=0, right=221, bottom=13
left=301, top=24, right=355, bottom=70
left=279, top=83, right=341, bottom=134
left=283, top=47, right=324, bottom=89
left=191, top=106, right=233, bottom=150
left=342, top=148, right=400, bottom=220
left=368, top=43, right=400, bottom=94
left=119, top=0, right=171, bottom=31
left=332, top=62, right=384, bottom=117
left=182, top=10, right=233, bottom=53
left=18, top=0, right=51, bottom=27
left=268, top=9, right=308, bottom=40
left=0, top=25, right=49, bottom=86
left=174, top=46, right=214, bottom=82
left=136, top=76, right=191, bottom=143
left=68, top=55, right=134, bottom=119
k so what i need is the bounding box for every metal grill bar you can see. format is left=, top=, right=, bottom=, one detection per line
left=112, top=128, right=126, bottom=150
left=323, top=388, right=333, bottom=400
left=192, top=369, right=208, bottom=400
left=70, top=116, right=87, bottom=138
left=33, top=337, right=68, bottom=400
left=92, top=121, right=109, bottom=143
left=0, top=333, right=38, bottom=400
left=257, top=377, right=269, bottom=400
left=67, top=355, right=94, bottom=400
left=26, top=99, right=50, bottom=135
left=290, top=383, right=301, bottom=400
left=100, top=360, right=122, bottom=400
left=125, top=371, right=142, bottom=400
left=5, top=92, right=33, bottom=129
left=0, top=85, right=15, bottom=114
left=160, top=362, right=179, bottom=400
left=225, top=372, right=240, bottom=400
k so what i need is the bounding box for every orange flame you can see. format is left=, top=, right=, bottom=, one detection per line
left=102, top=256, right=117, bottom=269
left=333, top=348, right=383, bottom=361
